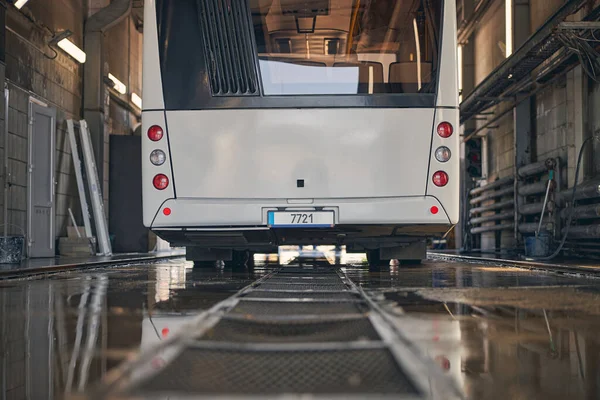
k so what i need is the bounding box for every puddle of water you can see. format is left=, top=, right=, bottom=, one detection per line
left=345, top=262, right=596, bottom=290
left=0, top=260, right=261, bottom=399
left=377, top=283, right=600, bottom=400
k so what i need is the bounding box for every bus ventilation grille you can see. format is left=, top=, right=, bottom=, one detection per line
left=197, top=0, right=259, bottom=96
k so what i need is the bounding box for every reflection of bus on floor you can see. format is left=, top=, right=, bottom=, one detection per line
left=142, top=0, right=459, bottom=269
left=134, top=313, right=198, bottom=388
left=141, top=313, right=197, bottom=350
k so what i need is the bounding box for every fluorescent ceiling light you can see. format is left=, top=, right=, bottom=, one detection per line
left=57, top=38, right=86, bottom=64
left=131, top=93, right=142, bottom=109
left=14, top=0, right=29, bottom=9
left=505, top=0, right=513, bottom=57
left=108, top=73, right=127, bottom=95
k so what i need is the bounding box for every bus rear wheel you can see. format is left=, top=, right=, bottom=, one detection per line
left=366, top=250, right=390, bottom=271
left=224, top=250, right=251, bottom=268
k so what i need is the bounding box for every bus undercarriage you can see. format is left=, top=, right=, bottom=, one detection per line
left=154, top=223, right=453, bottom=268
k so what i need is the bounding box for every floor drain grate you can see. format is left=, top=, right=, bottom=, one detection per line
left=130, top=348, right=419, bottom=395
left=257, top=282, right=348, bottom=291
left=230, top=300, right=369, bottom=316
left=197, top=317, right=381, bottom=342
left=242, top=290, right=359, bottom=300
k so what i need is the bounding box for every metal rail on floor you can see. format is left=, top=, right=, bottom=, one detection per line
left=88, top=261, right=462, bottom=400
left=0, top=251, right=185, bottom=280
left=430, top=252, right=600, bottom=278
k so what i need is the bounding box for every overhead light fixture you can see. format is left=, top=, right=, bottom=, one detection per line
left=48, top=30, right=86, bottom=64
left=14, top=0, right=30, bottom=9
left=108, top=73, right=127, bottom=95
left=505, top=0, right=513, bottom=57
left=131, top=93, right=142, bottom=109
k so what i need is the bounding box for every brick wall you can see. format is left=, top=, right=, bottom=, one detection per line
left=486, top=110, right=514, bottom=180
left=535, top=78, right=570, bottom=163
left=1, top=3, right=84, bottom=239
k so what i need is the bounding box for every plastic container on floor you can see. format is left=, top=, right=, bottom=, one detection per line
left=0, top=235, right=25, bottom=264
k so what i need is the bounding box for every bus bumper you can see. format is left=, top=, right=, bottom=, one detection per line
left=148, top=196, right=456, bottom=228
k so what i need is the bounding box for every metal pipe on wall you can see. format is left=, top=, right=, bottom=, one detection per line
left=561, top=203, right=600, bottom=220
left=518, top=202, right=545, bottom=216
left=470, top=186, right=514, bottom=205
left=518, top=181, right=549, bottom=196
left=469, top=176, right=514, bottom=196
left=469, top=199, right=515, bottom=215
left=3, top=85, right=8, bottom=238
left=517, top=160, right=550, bottom=178
left=564, top=241, right=600, bottom=250
left=470, top=210, right=515, bottom=225
left=556, top=180, right=600, bottom=204
left=562, top=224, right=600, bottom=239
left=518, top=220, right=554, bottom=234
left=470, top=223, right=515, bottom=235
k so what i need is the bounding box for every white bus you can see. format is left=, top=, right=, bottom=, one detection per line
left=142, top=0, right=459, bottom=268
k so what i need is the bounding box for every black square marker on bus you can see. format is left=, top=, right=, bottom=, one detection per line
left=297, top=179, right=305, bottom=188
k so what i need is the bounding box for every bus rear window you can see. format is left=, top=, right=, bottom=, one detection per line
left=155, top=0, right=443, bottom=109
left=251, top=0, right=442, bottom=95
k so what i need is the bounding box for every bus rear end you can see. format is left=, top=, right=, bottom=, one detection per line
left=142, top=0, right=459, bottom=264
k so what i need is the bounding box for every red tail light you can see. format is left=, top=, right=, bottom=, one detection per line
left=437, top=122, right=453, bottom=138
left=153, top=174, right=169, bottom=190
left=148, top=125, right=164, bottom=141
left=432, top=171, right=449, bottom=187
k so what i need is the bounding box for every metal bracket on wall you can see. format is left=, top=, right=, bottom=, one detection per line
left=559, top=21, right=600, bottom=30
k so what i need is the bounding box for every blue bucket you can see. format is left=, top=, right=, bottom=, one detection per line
left=524, top=233, right=551, bottom=258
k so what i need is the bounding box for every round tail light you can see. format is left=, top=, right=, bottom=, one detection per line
left=437, top=122, right=453, bottom=138
left=432, top=171, right=449, bottom=187
left=150, top=149, right=166, bottom=165
left=435, top=146, right=452, bottom=163
left=148, top=125, right=164, bottom=141
left=153, top=174, right=169, bottom=190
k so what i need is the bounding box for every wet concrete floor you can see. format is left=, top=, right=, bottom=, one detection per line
left=1, top=258, right=600, bottom=399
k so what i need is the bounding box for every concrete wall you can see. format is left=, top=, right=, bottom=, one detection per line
left=102, top=15, right=143, bottom=217
left=535, top=77, right=571, bottom=168
left=486, top=110, right=514, bottom=180
left=106, top=17, right=142, bottom=136
left=473, top=0, right=506, bottom=85
left=0, top=1, right=143, bottom=252
left=530, top=0, right=563, bottom=32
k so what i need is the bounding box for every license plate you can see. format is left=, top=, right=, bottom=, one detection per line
left=268, top=211, right=334, bottom=228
